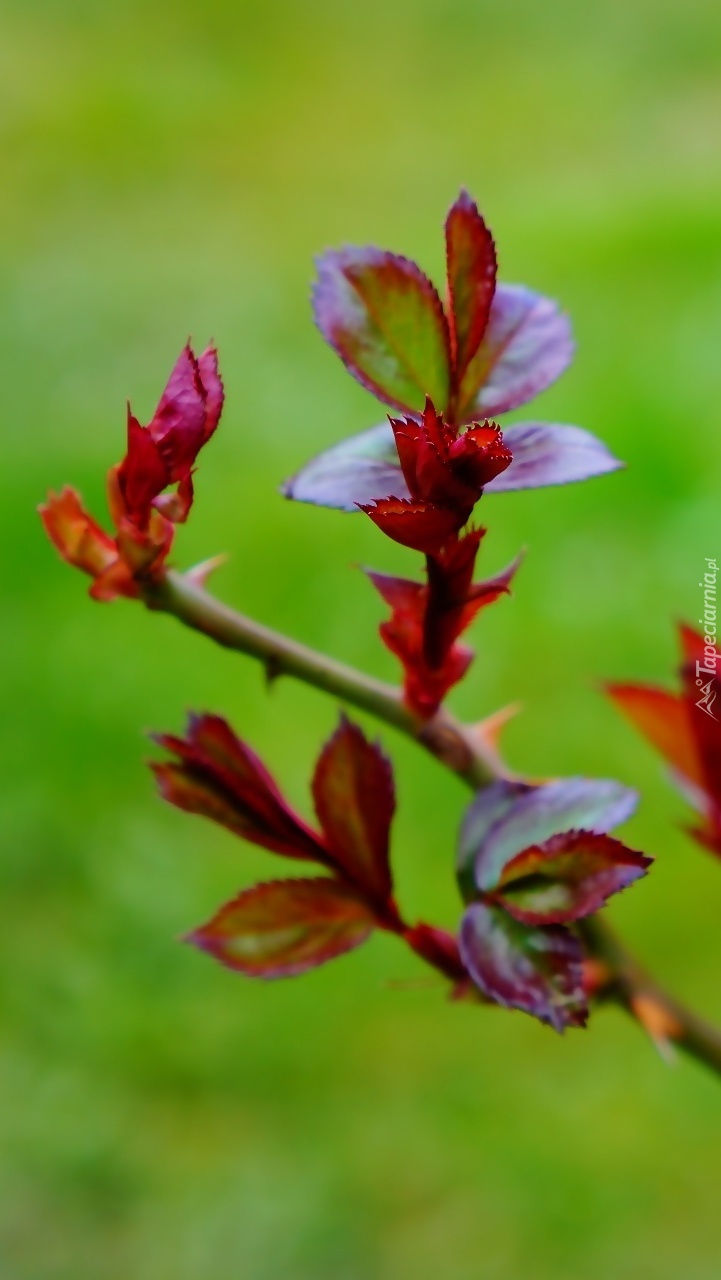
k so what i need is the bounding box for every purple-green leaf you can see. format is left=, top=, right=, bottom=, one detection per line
left=456, top=780, right=532, bottom=900
left=459, top=901, right=587, bottom=1031
left=494, top=830, right=652, bottom=925
left=281, top=423, right=406, bottom=511
left=187, top=877, right=375, bottom=978
left=313, top=248, right=451, bottom=413
left=282, top=418, right=621, bottom=514
left=459, top=777, right=639, bottom=893
left=458, top=284, right=573, bottom=421
left=485, top=423, right=623, bottom=491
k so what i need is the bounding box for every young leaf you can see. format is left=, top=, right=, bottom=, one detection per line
left=40, top=487, right=119, bottom=579
left=390, top=401, right=512, bottom=510
left=456, top=780, right=533, bottom=899
left=152, top=713, right=330, bottom=864
left=313, top=248, right=451, bottom=413
left=459, top=901, right=587, bottom=1031
left=461, top=777, right=639, bottom=893
left=445, top=191, right=497, bottom=384
left=424, top=532, right=520, bottom=667
left=485, top=423, right=623, bottom=491
left=458, top=284, right=573, bottom=421
left=312, top=717, right=395, bottom=902
left=494, top=830, right=651, bottom=925
left=188, top=877, right=375, bottom=978
left=366, top=567, right=474, bottom=718
left=359, top=496, right=465, bottom=555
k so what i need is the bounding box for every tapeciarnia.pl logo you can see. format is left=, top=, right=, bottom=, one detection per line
left=697, top=557, right=719, bottom=719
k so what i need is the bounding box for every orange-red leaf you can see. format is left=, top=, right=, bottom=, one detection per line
left=606, top=682, right=703, bottom=787
left=39, top=487, right=117, bottom=578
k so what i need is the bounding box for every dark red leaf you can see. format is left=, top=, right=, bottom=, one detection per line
left=494, top=830, right=652, bottom=925
left=196, top=345, right=225, bottom=441
left=359, top=496, right=464, bottom=554
left=117, top=412, right=170, bottom=528
left=424, top=529, right=519, bottom=667
left=390, top=400, right=511, bottom=511
left=152, top=713, right=330, bottom=864
left=117, top=344, right=224, bottom=530
left=459, top=902, right=587, bottom=1031
left=445, top=190, right=497, bottom=385
left=312, top=716, right=395, bottom=903
left=366, top=566, right=474, bottom=717
left=188, top=877, right=375, bottom=978
left=150, top=344, right=209, bottom=477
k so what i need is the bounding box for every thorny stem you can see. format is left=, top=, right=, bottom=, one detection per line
left=144, top=571, right=502, bottom=790
left=142, top=568, right=721, bottom=1077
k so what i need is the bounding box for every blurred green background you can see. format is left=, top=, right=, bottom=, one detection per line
left=3, top=0, right=721, bottom=1275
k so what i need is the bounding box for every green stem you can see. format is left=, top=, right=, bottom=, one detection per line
left=142, top=568, right=721, bottom=1078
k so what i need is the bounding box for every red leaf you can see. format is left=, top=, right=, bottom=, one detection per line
left=606, top=682, right=703, bottom=789
left=445, top=190, right=497, bottom=386
left=188, top=877, right=375, bottom=978
left=150, top=344, right=209, bottom=477
left=459, top=901, right=587, bottom=1031
left=118, top=344, right=224, bottom=530
left=366, top=566, right=473, bottom=717
left=313, top=247, right=451, bottom=413
left=312, top=716, right=395, bottom=903
left=117, top=411, right=171, bottom=528
left=152, top=713, right=330, bottom=864
left=359, top=496, right=464, bottom=555
left=196, top=344, right=225, bottom=441
left=494, top=830, right=652, bottom=925
left=424, top=529, right=519, bottom=667
left=389, top=401, right=511, bottom=514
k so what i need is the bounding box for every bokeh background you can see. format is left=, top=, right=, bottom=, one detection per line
left=4, top=0, right=721, bottom=1275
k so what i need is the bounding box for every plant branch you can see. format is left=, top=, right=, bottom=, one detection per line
left=143, top=570, right=501, bottom=789
left=142, top=567, right=721, bottom=1077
